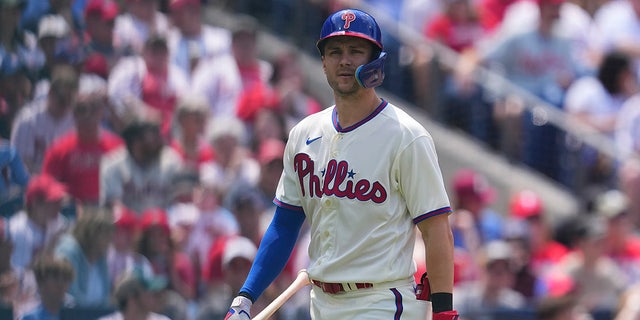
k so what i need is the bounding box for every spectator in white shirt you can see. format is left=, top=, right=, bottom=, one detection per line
left=113, top=0, right=169, bottom=54
left=9, top=174, right=69, bottom=272
left=11, top=64, right=78, bottom=173
left=166, top=0, right=232, bottom=78
left=100, top=121, right=183, bottom=213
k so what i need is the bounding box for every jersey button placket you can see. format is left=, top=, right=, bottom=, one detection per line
left=330, top=133, right=342, bottom=158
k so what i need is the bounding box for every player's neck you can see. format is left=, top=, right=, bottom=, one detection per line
left=334, top=91, right=381, bottom=128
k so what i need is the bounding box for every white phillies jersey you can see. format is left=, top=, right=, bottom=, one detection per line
left=275, top=100, right=452, bottom=284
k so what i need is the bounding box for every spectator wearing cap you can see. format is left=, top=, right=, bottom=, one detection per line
left=169, top=94, right=214, bottom=171
left=450, top=169, right=504, bottom=254
left=136, top=208, right=195, bottom=302
left=42, top=86, right=123, bottom=206
left=167, top=0, right=232, bottom=77
left=453, top=240, right=527, bottom=318
left=167, top=203, right=199, bottom=253
left=84, top=0, right=128, bottom=77
left=30, top=14, right=87, bottom=104
left=8, top=174, right=69, bottom=272
left=113, top=0, right=170, bottom=54
left=107, top=204, right=153, bottom=289
left=11, top=64, right=78, bottom=174
left=0, top=140, right=30, bottom=212
left=594, top=190, right=640, bottom=284
left=554, top=215, right=626, bottom=312
left=35, top=15, right=73, bottom=85
left=197, top=236, right=257, bottom=320
left=54, top=207, right=114, bottom=306
left=19, top=256, right=74, bottom=320
left=98, top=268, right=170, bottom=320
left=107, top=36, right=188, bottom=138
left=100, top=120, right=183, bottom=213
left=508, top=190, right=569, bottom=289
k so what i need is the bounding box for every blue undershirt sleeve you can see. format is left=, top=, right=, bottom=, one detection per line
left=238, top=205, right=306, bottom=302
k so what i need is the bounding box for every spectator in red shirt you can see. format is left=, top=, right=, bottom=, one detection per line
left=476, top=0, right=519, bottom=34
left=424, top=0, right=484, bottom=53
left=509, top=190, right=569, bottom=283
left=231, top=17, right=272, bottom=92
left=42, top=87, right=123, bottom=206
left=84, top=0, right=128, bottom=77
left=108, top=36, right=188, bottom=140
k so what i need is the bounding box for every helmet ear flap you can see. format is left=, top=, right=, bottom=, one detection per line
left=356, top=51, right=386, bottom=88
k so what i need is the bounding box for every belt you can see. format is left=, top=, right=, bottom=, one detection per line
left=311, top=280, right=374, bottom=294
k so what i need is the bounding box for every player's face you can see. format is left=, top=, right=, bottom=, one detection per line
left=322, top=36, right=373, bottom=96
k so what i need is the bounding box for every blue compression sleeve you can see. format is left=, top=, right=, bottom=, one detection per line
left=239, top=205, right=305, bottom=301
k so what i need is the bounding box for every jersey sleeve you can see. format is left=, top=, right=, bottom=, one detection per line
left=395, top=134, right=452, bottom=224
left=273, top=129, right=304, bottom=211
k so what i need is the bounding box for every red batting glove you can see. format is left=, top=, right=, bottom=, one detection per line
left=433, top=310, right=460, bottom=320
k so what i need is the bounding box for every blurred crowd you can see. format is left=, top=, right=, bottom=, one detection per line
left=0, top=0, right=321, bottom=318
left=379, top=0, right=640, bottom=215
left=2, top=0, right=640, bottom=319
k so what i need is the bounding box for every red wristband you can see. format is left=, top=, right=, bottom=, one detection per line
left=432, top=310, right=459, bottom=320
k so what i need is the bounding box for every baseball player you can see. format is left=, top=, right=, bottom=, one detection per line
left=225, top=8, right=459, bottom=320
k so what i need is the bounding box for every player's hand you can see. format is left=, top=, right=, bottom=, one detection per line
left=224, top=296, right=252, bottom=320
left=432, top=310, right=460, bottom=320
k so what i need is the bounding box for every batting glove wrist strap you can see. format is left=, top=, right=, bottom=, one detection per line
left=224, top=296, right=252, bottom=320
left=433, top=310, right=460, bottom=320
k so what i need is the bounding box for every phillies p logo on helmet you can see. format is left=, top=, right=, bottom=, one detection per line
left=341, top=11, right=356, bottom=29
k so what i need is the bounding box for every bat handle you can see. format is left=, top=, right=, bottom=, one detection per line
left=253, top=269, right=310, bottom=320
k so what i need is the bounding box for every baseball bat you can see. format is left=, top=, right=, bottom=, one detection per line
left=253, top=269, right=311, bottom=320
